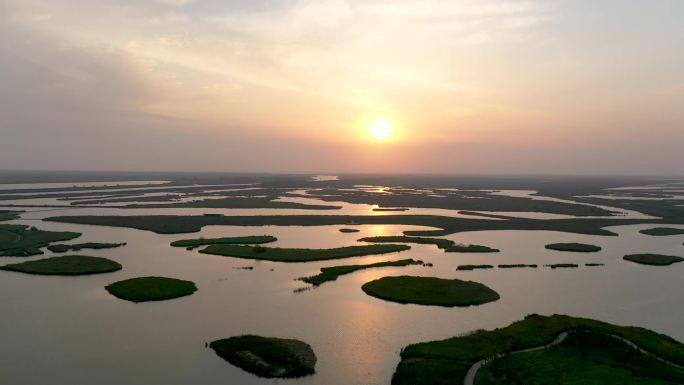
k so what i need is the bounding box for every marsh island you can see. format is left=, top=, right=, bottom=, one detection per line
left=393, top=314, right=684, bottom=385
left=299, top=259, right=424, bottom=286
left=209, top=335, right=316, bottom=378
left=199, top=244, right=410, bottom=262
left=105, top=276, right=197, bottom=302
left=623, top=254, right=684, bottom=266
left=545, top=243, right=602, bottom=252
left=362, top=276, right=500, bottom=307
left=0, top=255, right=122, bottom=275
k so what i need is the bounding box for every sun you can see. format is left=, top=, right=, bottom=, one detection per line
left=367, top=119, right=394, bottom=141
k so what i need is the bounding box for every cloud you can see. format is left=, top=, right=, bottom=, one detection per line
left=0, top=0, right=682, bottom=174
left=0, top=13, right=155, bottom=121
left=155, top=0, right=195, bottom=6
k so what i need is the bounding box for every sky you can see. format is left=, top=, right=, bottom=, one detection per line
left=1, top=0, right=682, bottom=175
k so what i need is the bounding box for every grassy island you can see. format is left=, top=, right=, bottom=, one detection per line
left=170, top=235, right=277, bottom=248
left=209, top=335, right=316, bottom=378
left=639, top=227, right=684, bottom=236
left=358, top=236, right=499, bottom=253
left=623, top=254, right=684, bottom=266
left=545, top=243, right=602, bottom=252
left=476, top=330, right=684, bottom=385
left=448, top=244, right=499, bottom=252
left=105, top=276, right=197, bottom=302
left=0, top=224, right=81, bottom=257
left=339, top=228, right=360, bottom=233
left=0, top=255, right=122, bottom=275
left=373, top=207, right=409, bottom=212
left=47, top=242, right=126, bottom=253
left=125, top=197, right=340, bottom=210
left=199, top=244, right=410, bottom=262
left=0, top=247, right=43, bottom=257
left=0, top=210, right=22, bottom=221
left=499, top=264, right=538, bottom=268
left=545, top=263, right=579, bottom=269
left=457, top=265, right=494, bottom=271
left=299, top=259, right=424, bottom=286
left=393, top=313, right=684, bottom=385
left=44, top=214, right=647, bottom=237
left=362, top=275, right=500, bottom=307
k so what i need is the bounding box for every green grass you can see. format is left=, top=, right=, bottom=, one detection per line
left=623, top=254, right=684, bottom=266
left=125, top=197, right=341, bottom=210
left=362, top=275, right=500, bottom=307
left=170, top=235, right=277, bottom=248
left=0, top=210, right=22, bottom=221
left=307, top=185, right=615, bottom=216
left=393, top=313, right=684, bottom=385
left=209, top=335, right=316, bottom=378
left=0, top=255, right=122, bottom=275
left=45, top=214, right=659, bottom=237
left=456, top=265, right=494, bottom=271
left=545, top=263, right=579, bottom=269
left=447, top=244, right=499, bottom=252
left=0, top=224, right=81, bottom=257
left=498, top=264, right=538, bottom=268
left=105, top=276, right=197, bottom=302
left=545, top=243, right=602, bottom=252
left=358, top=236, right=499, bottom=253
left=299, top=259, right=424, bottom=286
left=372, top=207, right=409, bottom=212
left=0, top=247, right=44, bottom=257
left=200, top=244, right=410, bottom=262
left=47, top=242, right=126, bottom=253
left=475, top=331, right=684, bottom=385
left=639, top=227, right=684, bottom=236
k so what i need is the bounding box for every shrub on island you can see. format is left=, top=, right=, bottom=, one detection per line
left=209, top=335, right=316, bottom=378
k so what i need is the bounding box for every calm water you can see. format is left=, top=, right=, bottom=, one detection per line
left=1, top=196, right=683, bottom=384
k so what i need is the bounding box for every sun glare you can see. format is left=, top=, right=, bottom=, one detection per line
left=368, top=119, right=394, bottom=141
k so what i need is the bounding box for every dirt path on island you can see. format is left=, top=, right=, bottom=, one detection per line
left=463, top=331, right=684, bottom=385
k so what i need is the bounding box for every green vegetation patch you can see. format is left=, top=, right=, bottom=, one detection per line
left=639, top=227, right=684, bottom=236
left=457, top=265, right=494, bottom=271
left=359, top=236, right=499, bottom=253
left=373, top=207, right=409, bottom=212
left=171, top=235, right=276, bottom=248
left=362, top=275, right=500, bottom=307
left=0, top=255, right=122, bottom=275
left=0, top=248, right=44, bottom=257
left=105, top=276, right=197, bottom=302
left=339, top=228, right=360, bottom=233
left=623, top=254, right=684, bottom=266
left=475, top=330, right=684, bottom=385
left=299, top=259, right=424, bottom=286
left=545, top=243, right=602, bottom=252
left=209, top=335, right=316, bottom=378
left=545, top=263, right=579, bottom=269
left=0, top=210, right=23, bottom=221
left=45, top=214, right=646, bottom=237
left=498, top=264, right=538, bottom=268
left=393, top=314, right=684, bottom=385
left=47, top=242, right=126, bottom=253
left=125, top=197, right=340, bottom=210
left=200, top=244, right=410, bottom=262
left=447, top=244, right=499, bottom=253
left=0, top=224, right=81, bottom=257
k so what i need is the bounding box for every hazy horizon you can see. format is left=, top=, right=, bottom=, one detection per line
left=2, top=0, right=683, bottom=174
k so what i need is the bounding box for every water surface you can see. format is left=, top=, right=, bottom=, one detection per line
left=1, top=189, right=683, bottom=385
